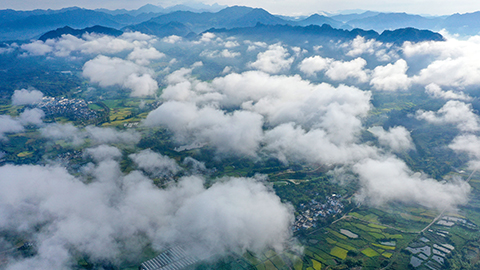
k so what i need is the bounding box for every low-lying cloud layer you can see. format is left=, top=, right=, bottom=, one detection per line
left=0, top=149, right=294, bottom=269
left=4, top=27, right=480, bottom=269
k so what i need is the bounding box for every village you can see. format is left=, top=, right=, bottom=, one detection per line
left=293, top=194, right=345, bottom=231
left=35, top=97, right=99, bottom=121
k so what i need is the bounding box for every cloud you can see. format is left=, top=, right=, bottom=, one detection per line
left=354, top=156, right=470, bottom=210
left=298, top=55, right=333, bottom=76
left=369, top=126, right=414, bottom=152
left=196, top=32, right=218, bottom=43
left=84, top=144, right=123, bottom=162
left=0, top=158, right=294, bottom=269
left=129, top=149, right=181, bottom=177
left=18, top=108, right=45, bottom=126
left=224, top=41, right=239, bottom=48
left=22, top=32, right=157, bottom=57
left=85, top=126, right=141, bottom=145
left=416, top=100, right=480, bottom=132
left=144, top=101, right=264, bottom=157
left=248, top=44, right=294, bottom=74
left=343, top=36, right=395, bottom=61
left=40, top=123, right=141, bottom=146
left=11, top=89, right=44, bottom=106
left=262, top=123, right=377, bottom=165
left=200, top=49, right=240, bottom=58
left=425, top=83, right=472, bottom=101
left=245, top=40, right=267, bottom=51
left=404, top=36, right=480, bottom=88
left=325, top=57, right=369, bottom=82
left=450, top=134, right=480, bottom=170
left=162, top=35, right=182, bottom=44
left=370, top=59, right=411, bottom=91
left=127, top=47, right=165, bottom=65
left=183, top=157, right=208, bottom=174
left=0, top=108, right=44, bottom=140
left=0, top=115, right=24, bottom=140
left=20, top=41, right=53, bottom=56
left=299, top=55, right=371, bottom=83
left=82, top=55, right=158, bottom=97
left=145, top=69, right=373, bottom=162
left=40, top=123, right=85, bottom=145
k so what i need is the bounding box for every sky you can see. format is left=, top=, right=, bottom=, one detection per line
left=0, top=0, right=479, bottom=16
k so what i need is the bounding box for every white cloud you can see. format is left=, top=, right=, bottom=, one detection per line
left=162, top=35, right=182, bottom=44
left=325, top=57, right=369, bottom=82
left=145, top=69, right=373, bottom=162
left=40, top=123, right=141, bottom=146
left=263, top=123, right=377, bottom=165
left=84, top=144, right=123, bottom=162
left=196, top=32, right=217, bottom=43
left=450, top=134, right=480, bottom=169
left=370, top=59, right=411, bottom=91
left=21, top=32, right=157, bottom=57
left=18, top=108, right=45, bottom=126
left=299, top=55, right=372, bottom=83
left=200, top=49, right=240, bottom=58
left=224, top=41, right=240, bottom=48
left=248, top=44, right=294, bottom=74
left=145, top=101, right=264, bottom=157
left=425, top=83, right=472, bottom=101
left=129, top=149, right=180, bottom=177
left=416, top=100, right=480, bottom=132
left=343, top=36, right=395, bottom=61
left=405, top=36, right=480, bottom=88
left=0, top=115, right=24, bottom=140
left=11, top=88, right=44, bottom=106
left=0, top=108, right=44, bottom=140
left=40, top=123, right=85, bottom=145
left=354, top=156, right=470, bottom=210
left=20, top=40, right=53, bottom=56
left=298, top=55, right=332, bottom=76
left=369, top=126, right=414, bottom=152
left=85, top=126, right=141, bottom=145
left=83, top=55, right=158, bottom=97
left=0, top=160, right=294, bottom=269
left=127, top=47, right=165, bottom=65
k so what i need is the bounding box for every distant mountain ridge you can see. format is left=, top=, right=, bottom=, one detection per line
left=122, top=21, right=194, bottom=38
left=0, top=4, right=479, bottom=41
left=207, top=23, right=444, bottom=44
left=141, top=6, right=291, bottom=33
left=39, top=25, right=123, bottom=41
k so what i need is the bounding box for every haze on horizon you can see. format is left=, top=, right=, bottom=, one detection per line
left=0, top=0, right=479, bottom=16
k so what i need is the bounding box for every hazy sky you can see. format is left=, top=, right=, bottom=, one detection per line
left=0, top=0, right=479, bottom=16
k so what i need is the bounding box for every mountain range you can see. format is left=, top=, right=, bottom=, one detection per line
left=0, top=4, right=479, bottom=42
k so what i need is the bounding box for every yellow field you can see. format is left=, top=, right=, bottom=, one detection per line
left=330, top=246, right=348, bottom=260
left=368, top=223, right=387, bottom=229
left=361, top=248, right=379, bottom=257
left=354, top=223, right=382, bottom=233
left=326, top=238, right=337, bottom=244
left=372, top=243, right=395, bottom=250
left=312, top=259, right=322, bottom=270
left=382, top=252, right=393, bottom=258
left=17, top=151, right=33, bottom=157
